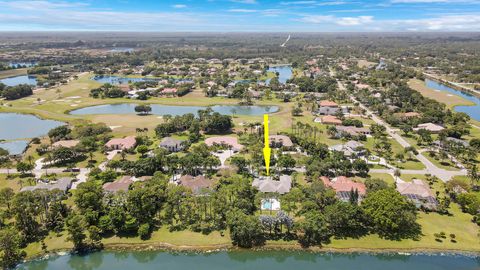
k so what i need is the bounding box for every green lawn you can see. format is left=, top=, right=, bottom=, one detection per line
left=0, top=68, right=28, bottom=79
left=422, top=152, right=460, bottom=171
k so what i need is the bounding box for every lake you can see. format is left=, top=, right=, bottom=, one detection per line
left=18, top=251, right=480, bottom=270
left=0, top=140, right=30, bottom=155
left=268, top=65, right=293, bottom=84
left=70, top=104, right=279, bottom=116
left=92, top=75, right=193, bottom=85
left=425, top=79, right=480, bottom=121
left=0, top=75, right=37, bottom=86
left=0, top=113, right=63, bottom=141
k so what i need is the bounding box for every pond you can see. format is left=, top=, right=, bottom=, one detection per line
left=425, top=79, right=480, bottom=121
left=69, top=104, right=279, bottom=116
left=0, top=140, right=30, bottom=156
left=0, top=75, right=37, bottom=86
left=267, top=65, right=293, bottom=84
left=0, top=113, right=64, bottom=141
left=92, top=75, right=193, bottom=85
left=18, top=250, right=480, bottom=270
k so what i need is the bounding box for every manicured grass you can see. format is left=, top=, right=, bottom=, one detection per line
left=0, top=174, right=23, bottom=192
left=400, top=174, right=429, bottom=182
left=102, top=226, right=231, bottom=247
left=367, top=173, right=395, bottom=186
left=0, top=68, right=28, bottom=79
left=327, top=203, right=480, bottom=252
left=422, top=152, right=460, bottom=171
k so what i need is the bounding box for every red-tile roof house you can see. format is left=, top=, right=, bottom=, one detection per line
left=118, top=84, right=131, bottom=92
left=205, top=136, right=244, bottom=152
left=269, top=135, right=294, bottom=148
left=321, top=176, right=366, bottom=202
left=321, top=115, right=342, bottom=125
left=105, top=136, right=136, bottom=151
left=160, top=88, right=177, bottom=96
left=319, top=100, right=338, bottom=107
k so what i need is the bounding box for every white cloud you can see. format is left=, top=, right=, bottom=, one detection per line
left=172, top=4, right=187, bottom=8
left=337, top=15, right=373, bottom=25
left=0, top=0, right=89, bottom=10
left=299, top=15, right=373, bottom=26
left=392, top=14, right=480, bottom=30
left=228, top=8, right=258, bottom=12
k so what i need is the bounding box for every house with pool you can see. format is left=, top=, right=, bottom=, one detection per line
left=253, top=175, right=292, bottom=211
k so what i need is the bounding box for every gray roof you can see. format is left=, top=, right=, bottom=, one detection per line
left=20, top=177, right=74, bottom=193
left=252, top=175, right=292, bottom=194
left=160, top=137, right=184, bottom=148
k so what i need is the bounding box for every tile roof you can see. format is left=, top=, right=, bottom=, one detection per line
left=103, top=176, right=134, bottom=193
left=105, top=136, right=136, bottom=150
left=205, top=136, right=243, bottom=151
left=252, top=175, right=292, bottom=194
left=269, top=135, right=293, bottom=147
left=322, top=176, right=366, bottom=196
left=179, top=175, right=214, bottom=194
left=319, top=100, right=338, bottom=107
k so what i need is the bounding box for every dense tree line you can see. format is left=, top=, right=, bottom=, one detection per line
left=0, top=84, right=33, bottom=100
left=155, top=110, right=232, bottom=138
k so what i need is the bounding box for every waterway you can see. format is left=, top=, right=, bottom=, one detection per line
left=425, top=79, right=480, bottom=121
left=18, top=251, right=480, bottom=270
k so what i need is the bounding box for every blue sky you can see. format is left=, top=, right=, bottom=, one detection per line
left=0, top=0, right=479, bottom=31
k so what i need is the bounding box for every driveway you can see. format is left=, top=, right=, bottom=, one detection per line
left=212, top=150, right=236, bottom=168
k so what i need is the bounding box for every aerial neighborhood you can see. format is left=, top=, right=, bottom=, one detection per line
left=0, top=33, right=479, bottom=269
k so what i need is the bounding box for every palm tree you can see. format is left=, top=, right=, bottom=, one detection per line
left=26, top=156, right=34, bottom=166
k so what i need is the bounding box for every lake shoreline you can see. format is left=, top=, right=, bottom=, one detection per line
left=24, top=240, right=480, bottom=264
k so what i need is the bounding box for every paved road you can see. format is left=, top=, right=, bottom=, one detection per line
left=341, top=81, right=467, bottom=182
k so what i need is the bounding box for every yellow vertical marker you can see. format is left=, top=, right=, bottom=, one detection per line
left=263, top=114, right=271, bottom=176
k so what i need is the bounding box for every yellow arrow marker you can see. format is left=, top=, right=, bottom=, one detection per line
left=263, top=114, right=271, bottom=176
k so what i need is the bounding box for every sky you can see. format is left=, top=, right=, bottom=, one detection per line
left=0, top=0, right=479, bottom=32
